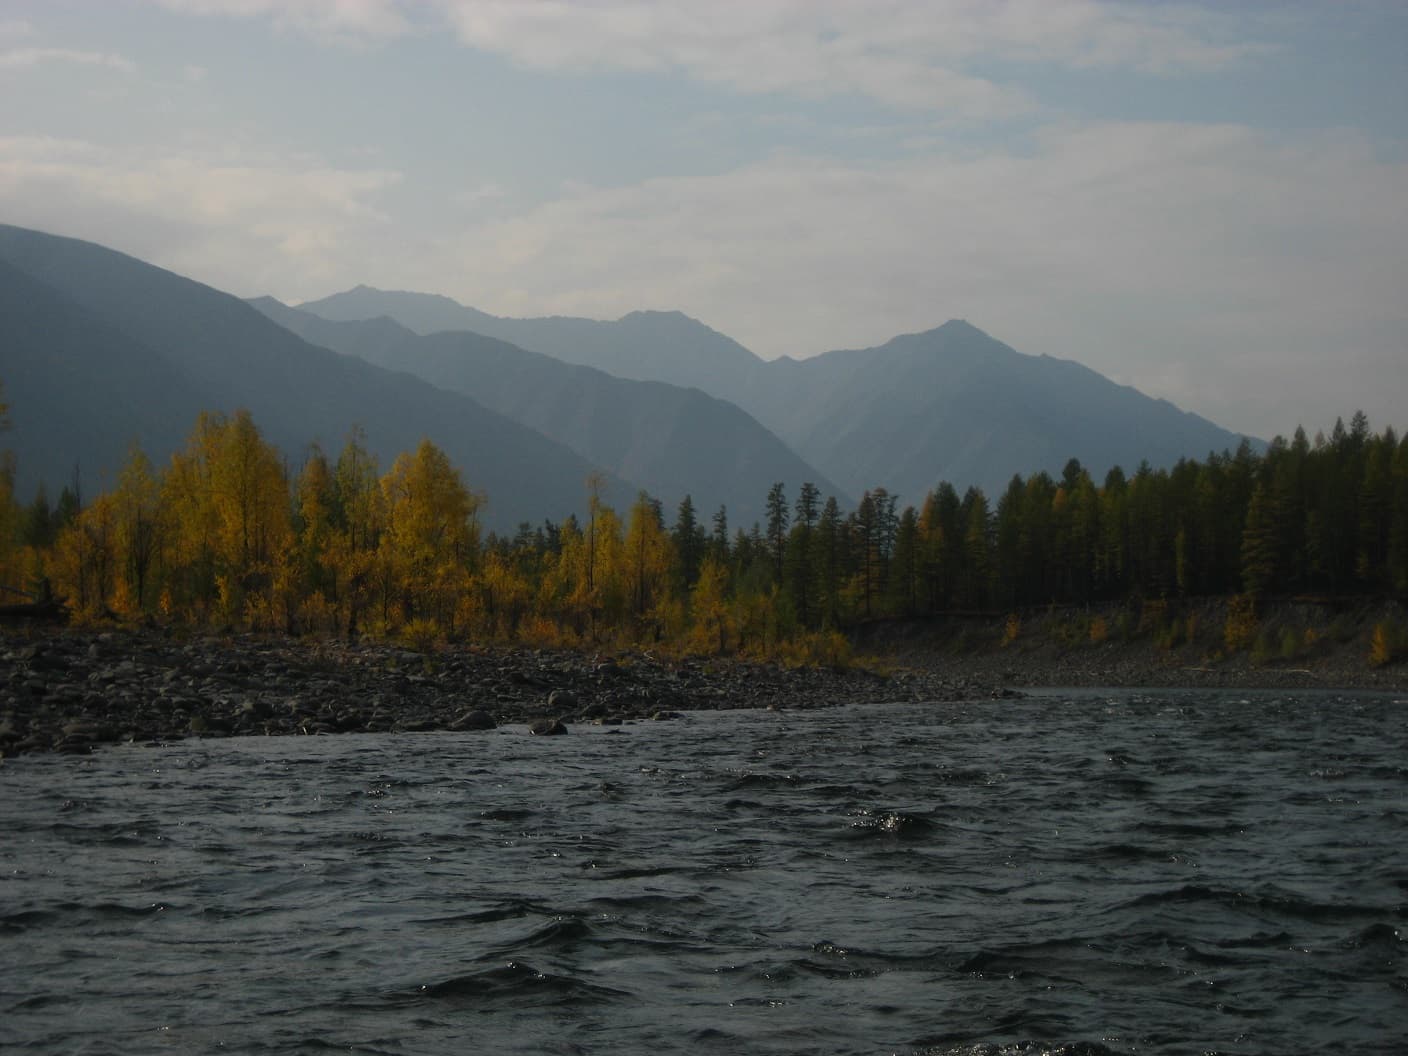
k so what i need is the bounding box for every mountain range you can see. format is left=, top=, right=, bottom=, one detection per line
left=0, top=225, right=633, bottom=530
left=0, top=223, right=1259, bottom=537
left=248, top=296, right=846, bottom=526
left=295, top=286, right=1258, bottom=500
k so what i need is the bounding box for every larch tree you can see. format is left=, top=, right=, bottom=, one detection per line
left=330, top=427, right=383, bottom=636
left=625, top=491, right=675, bottom=636
left=209, top=410, right=290, bottom=589
left=379, top=438, right=480, bottom=627
left=112, top=445, right=165, bottom=614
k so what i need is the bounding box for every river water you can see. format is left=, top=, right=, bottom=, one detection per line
left=2, top=691, right=1405, bottom=1055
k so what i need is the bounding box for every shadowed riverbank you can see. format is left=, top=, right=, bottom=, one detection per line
left=6, top=598, right=1405, bottom=758
left=0, top=628, right=1005, bottom=757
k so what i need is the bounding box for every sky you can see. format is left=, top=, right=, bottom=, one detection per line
left=2, top=0, right=1405, bottom=442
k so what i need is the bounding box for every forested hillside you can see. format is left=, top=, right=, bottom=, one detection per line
left=2, top=398, right=1404, bottom=667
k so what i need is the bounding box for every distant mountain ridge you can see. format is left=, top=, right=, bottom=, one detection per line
left=297, top=286, right=764, bottom=398
left=250, top=296, right=848, bottom=526
left=0, top=225, right=634, bottom=530
left=298, top=287, right=1259, bottom=502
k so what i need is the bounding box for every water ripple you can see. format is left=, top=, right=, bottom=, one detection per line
left=2, top=692, right=1405, bottom=1054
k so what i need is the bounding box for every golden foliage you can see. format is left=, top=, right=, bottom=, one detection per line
left=1088, top=614, right=1109, bottom=644
left=1369, top=621, right=1405, bottom=667
left=1002, top=612, right=1020, bottom=646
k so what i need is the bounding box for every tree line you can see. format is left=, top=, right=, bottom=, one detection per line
left=1, top=402, right=1405, bottom=657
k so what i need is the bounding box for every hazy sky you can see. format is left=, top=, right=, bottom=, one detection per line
left=2, top=1, right=1405, bottom=441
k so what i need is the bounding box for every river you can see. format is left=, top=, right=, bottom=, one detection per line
left=2, top=691, right=1405, bottom=1055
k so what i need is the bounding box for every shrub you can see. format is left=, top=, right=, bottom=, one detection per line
left=400, top=617, right=440, bottom=653
left=1002, top=613, right=1021, bottom=646
left=1369, top=620, right=1406, bottom=668
left=1280, top=627, right=1301, bottom=661
left=1089, top=615, right=1109, bottom=644
left=778, top=630, right=853, bottom=669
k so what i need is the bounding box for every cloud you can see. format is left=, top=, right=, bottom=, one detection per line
left=0, top=19, right=35, bottom=42
left=5, top=112, right=1403, bottom=441
left=152, top=0, right=412, bottom=41
left=0, top=136, right=402, bottom=295
left=142, top=1, right=1271, bottom=116
left=433, top=1, right=1271, bottom=114
left=0, top=47, right=136, bottom=73
left=419, top=122, right=1405, bottom=439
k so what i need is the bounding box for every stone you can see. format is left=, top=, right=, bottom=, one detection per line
left=450, top=709, right=496, bottom=731
left=528, top=717, right=568, bottom=736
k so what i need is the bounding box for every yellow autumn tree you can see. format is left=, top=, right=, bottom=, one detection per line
left=161, top=411, right=291, bottom=624
left=290, top=444, right=337, bottom=631
left=623, top=491, right=676, bottom=641
left=209, top=410, right=290, bottom=591
left=327, top=427, right=383, bottom=636
left=591, top=504, right=626, bottom=635
left=556, top=489, right=625, bottom=641
left=111, top=444, right=165, bottom=615
left=475, top=549, right=533, bottom=638
left=378, top=438, right=480, bottom=630
left=52, top=492, right=119, bottom=617
left=688, top=554, right=733, bottom=654
left=162, top=412, right=222, bottom=618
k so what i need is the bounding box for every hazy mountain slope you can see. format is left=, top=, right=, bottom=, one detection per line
left=737, top=321, right=1257, bottom=502
left=298, top=286, right=764, bottom=396
left=0, top=226, right=631, bottom=529
left=298, top=287, right=1257, bottom=506
left=248, top=299, right=849, bottom=525
left=0, top=258, right=213, bottom=497
left=247, top=295, right=416, bottom=363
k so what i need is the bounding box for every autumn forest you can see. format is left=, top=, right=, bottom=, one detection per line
left=2, top=396, right=1407, bottom=663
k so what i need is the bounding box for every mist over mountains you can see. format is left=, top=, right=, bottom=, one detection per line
left=1, top=224, right=1259, bottom=535
left=249, top=296, right=847, bottom=527
left=298, top=286, right=762, bottom=399
left=295, top=285, right=1258, bottom=501
left=0, top=225, right=634, bottom=530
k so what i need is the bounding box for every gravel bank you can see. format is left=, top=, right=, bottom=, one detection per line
left=0, top=628, right=1006, bottom=757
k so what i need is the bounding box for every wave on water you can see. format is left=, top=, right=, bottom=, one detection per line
left=3, top=691, right=1406, bottom=1055
left=412, top=961, right=632, bottom=1006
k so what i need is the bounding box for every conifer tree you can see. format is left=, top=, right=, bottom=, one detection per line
left=1240, top=482, right=1278, bottom=596
left=672, top=494, right=705, bottom=591
left=765, top=483, right=788, bottom=584
left=709, top=504, right=730, bottom=564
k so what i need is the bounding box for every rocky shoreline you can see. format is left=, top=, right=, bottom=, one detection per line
left=6, top=623, right=1403, bottom=759
left=0, top=628, right=1007, bottom=758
